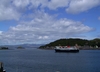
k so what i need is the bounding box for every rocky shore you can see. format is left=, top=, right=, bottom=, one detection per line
left=39, top=46, right=100, bottom=50
left=79, top=46, right=100, bottom=50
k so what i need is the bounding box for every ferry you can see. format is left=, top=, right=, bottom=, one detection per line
left=55, top=46, right=79, bottom=53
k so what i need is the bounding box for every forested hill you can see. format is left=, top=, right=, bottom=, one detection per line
left=39, top=38, right=100, bottom=49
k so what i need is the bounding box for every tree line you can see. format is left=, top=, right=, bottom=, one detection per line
left=39, top=38, right=100, bottom=48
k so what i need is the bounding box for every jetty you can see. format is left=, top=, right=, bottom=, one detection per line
left=0, top=62, right=6, bottom=72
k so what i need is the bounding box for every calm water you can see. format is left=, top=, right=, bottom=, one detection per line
left=0, top=48, right=100, bottom=72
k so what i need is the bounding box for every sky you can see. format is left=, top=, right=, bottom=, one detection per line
left=0, top=0, right=100, bottom=45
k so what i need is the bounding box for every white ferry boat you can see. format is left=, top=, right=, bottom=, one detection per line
left=55, top=46, right=79, bottom=52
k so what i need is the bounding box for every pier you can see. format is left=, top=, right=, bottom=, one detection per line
left=0, top=62, right=6, bottom=72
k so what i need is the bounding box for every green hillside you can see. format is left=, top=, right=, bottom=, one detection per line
left=39, top=38, right=100, bottom=49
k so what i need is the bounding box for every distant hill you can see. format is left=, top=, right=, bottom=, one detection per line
left=39, top=38, right=100, bottom=49
left=0, top=44, right=44, bottom=49
left=17, top=44, right=45, bottom=48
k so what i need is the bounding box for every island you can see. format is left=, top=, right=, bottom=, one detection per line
left=17, top=46, right=25, bottom=49
left=39, top=38, right=100, bottom=50
left=0, top=47, right=9, bottom=50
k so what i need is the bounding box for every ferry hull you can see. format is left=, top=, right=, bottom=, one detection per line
left=55, top=49, right=79, bottom=53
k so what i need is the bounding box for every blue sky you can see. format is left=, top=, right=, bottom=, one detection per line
left=0, top=0, right=100, bottom=45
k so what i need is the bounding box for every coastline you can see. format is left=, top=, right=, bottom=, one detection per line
left=38, top=46, right=100, bottom=50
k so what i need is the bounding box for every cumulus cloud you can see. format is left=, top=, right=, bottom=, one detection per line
left=12, top=0, right=30, bottom=8
left=0, top=0, right=21, bottom=21
left=66, top=0, right=100, bottom=14
left=0, top=11, right=93, bottom=45
left=0, top=0, right=100, bottom=21
left=0, top=0, right=98, bottom=45
left=0, top=0, right=47, bottom=21
left=47, top=0, right=100, bottom=14
left=47, top=0, right=69, bottom=10
left=0, top=31, right=3, bottom=35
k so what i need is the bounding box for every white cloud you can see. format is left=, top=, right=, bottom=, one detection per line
left=12, top=0, right=30, bottom=8
left=12, top=0, right=49, bottom=10
left=30, top=0, right=48, bottom=8
left=47, top=0, right=69, bottom=10
left=0, top=0, right=48, bottom=21
left=0, top=0, right=100, bottom=21
left=0, top=0, right=98, bottom=45
left=66, top=0, right=100, bottom=14
left=0, top=11, right=93, bottom=45
left=0, top=31, right=3, bottom=35
left=0, top=0, right=21, bottom=21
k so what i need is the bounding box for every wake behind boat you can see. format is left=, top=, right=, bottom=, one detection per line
left=55, top=46, right=79, bottom=53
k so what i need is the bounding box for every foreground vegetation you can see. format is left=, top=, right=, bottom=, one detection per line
left=39, top=38, right=100, bottom=50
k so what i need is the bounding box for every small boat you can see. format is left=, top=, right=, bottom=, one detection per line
left=55, top=46, right=79, bottom=53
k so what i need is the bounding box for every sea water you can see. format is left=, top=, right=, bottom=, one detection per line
left=0, top=48, right=100, bottom=72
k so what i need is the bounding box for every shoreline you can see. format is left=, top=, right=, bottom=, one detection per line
left=38, top=46, right=100, bottom=50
